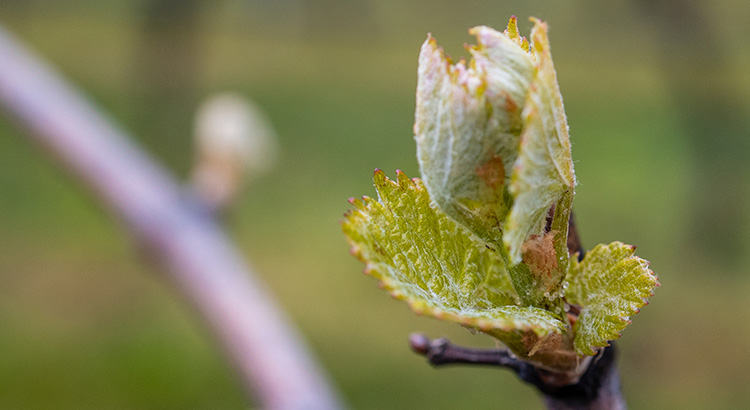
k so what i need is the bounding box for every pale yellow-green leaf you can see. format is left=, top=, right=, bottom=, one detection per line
left=566, top=242, right=659, bottom=356
left=467, top=22, right=535, bottom=181
left=343, top=170, right=565, bottom=355
left=414, top=18, right=536, bottom=248
left=504, top=19, right=576, bottom=266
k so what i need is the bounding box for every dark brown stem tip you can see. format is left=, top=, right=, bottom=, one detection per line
left=409, top=333, right=431, bottom=355
left=408, top=334, right=522, bottom=369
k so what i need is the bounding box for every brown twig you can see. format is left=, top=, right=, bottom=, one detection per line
left=0, top=25, right=343, bottom=410
left=410, top=334, right=625, bottom=410
left=409, top=333, right=524, bottom=370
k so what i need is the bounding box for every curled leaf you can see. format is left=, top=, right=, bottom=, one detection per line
left=414, top=17, right=576, bottom=306
left=504, top=19, right=576, bottom=265
left=414, top=17, right=536, bottom=248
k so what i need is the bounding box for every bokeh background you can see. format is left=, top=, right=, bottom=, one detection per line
left=2, top=0, right=750, bottom=408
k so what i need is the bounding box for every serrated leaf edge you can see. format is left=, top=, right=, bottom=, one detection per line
left=343, top=170, right=565, bottom=339
left=568, top=242, right=659, bottom=356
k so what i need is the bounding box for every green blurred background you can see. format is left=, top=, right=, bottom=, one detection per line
left=1, top=0, right=749, bottom=408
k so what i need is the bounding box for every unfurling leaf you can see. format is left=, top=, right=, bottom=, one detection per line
left=414, top=17, right=576, bottom=309
left=343, top=170, right=565, bottom=359
left=414, top=18, right=535, bottom=249
left=566, top=242, right=659, bottom=356
left=504, top=19, right=575, bottom=267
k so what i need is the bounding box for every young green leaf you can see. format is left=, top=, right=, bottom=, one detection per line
left=414, top=18, right=535, bottom=249
left=343, top=170, right=566, bottom=357
left=414, top=18, right=576, bottom=307
left=566, top=242, right=659, bottom=356
left=504, top=19, right=576, bottom=266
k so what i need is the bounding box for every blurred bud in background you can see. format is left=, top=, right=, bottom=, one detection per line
left=191, top=93, right=279, bottom=212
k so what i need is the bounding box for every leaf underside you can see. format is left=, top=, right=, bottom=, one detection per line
left=414, top=33, right=524, bottom=248
left=566, top=242, right=660, bottom=356
left=343, top=170, right=565, bottom=354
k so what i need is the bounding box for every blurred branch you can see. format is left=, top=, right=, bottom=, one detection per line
left=0, top=25, right=343, bottom=410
